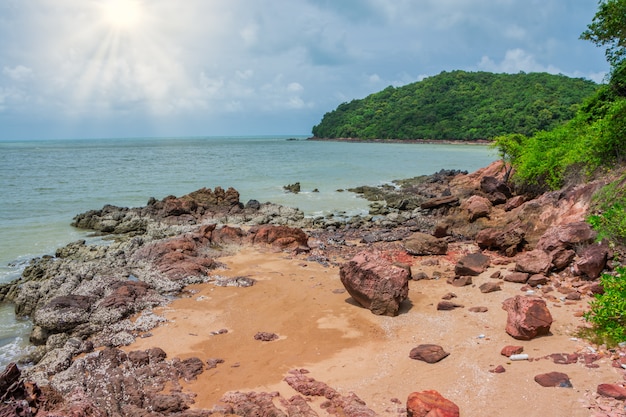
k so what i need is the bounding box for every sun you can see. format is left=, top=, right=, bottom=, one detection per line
left=101, top=0, right=143, bottom=30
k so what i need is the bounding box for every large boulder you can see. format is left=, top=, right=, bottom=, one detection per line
left=403, top=232, right=448, bottom=256
left=502, top=296, right=553, bottom=340
left=515, top=250, right=552, bottom=275
left=463, top=195, right=492, bottom=222
left=339, top=251, right=411, bottom=316
left=34, top=295, right=94, bottom=332
left=407, top=390, right=460, bottom=417
left=475, top=223, right=526, bottom=256
left=536, top=222, right=596, bottom=253
left=574, top=241, right=609, bottom=279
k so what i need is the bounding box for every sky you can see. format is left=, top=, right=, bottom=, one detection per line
left=0, top=0, right=611, bottom=140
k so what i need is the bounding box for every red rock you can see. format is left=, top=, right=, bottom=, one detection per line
left=504, top=195, right=525, bottom=211
left=447, top=275, right=473, bottom=287
left=548, top=353, right=578, bottom=365
left=403, top=232, right=449, bottom=256
left=406, top=390, right=459, bottom=417
left=574, top=242, right=609, bottom=279
left=464, top=195, right=492, bottom=222
left=536, top=222, right=596, bottom=253
left=527, top=274, right=548, bottom=287
left=502, top=296, right=553, bottom=340
left=479, top=282, right=502, bottom=293
left=550, top=248, right=576, bottom=271
left=490, top=365, right=506, bottom=373
left=515, top=250, right=552, bottom=275
left=248, top=225, right=309, bottom=250
left=437, top=301, right=464, bottom=311
left=421, top=195, right=459, bottom=210
left=503, top=272, right=528, bottom=284
left=534, top=372, right=572, bottom=388
left=211, top=225, right=246, bottom=245
left=409, top=345, right=450, bottom=363
left=454, top=253, right=490, bottom=276
left=597, top=384, right=626, bottom=400
left=501, top=345, right=524, bottom=356
left=339, top=251, right=410, bottom=316
left=441, top=292, right=457, bottom=300
left=469, top=306, right=488, bottom=313
left=475, top=223, right=525, bottom=256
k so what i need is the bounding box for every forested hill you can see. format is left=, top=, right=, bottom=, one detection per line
left=311, top=70, right=599, bottom=141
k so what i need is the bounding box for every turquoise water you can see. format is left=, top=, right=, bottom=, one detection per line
left=0, top=136, right=496, bottom=365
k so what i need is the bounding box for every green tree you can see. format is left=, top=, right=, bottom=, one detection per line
left=581, top=0, right=626, bottom=66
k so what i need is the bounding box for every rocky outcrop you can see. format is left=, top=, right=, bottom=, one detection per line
left=502, top=296, right=553, bottom=340
left=339, top=250, right=411, bottom=316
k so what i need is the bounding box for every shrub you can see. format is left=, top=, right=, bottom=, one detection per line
left=584, top=267, right=626, bottom=345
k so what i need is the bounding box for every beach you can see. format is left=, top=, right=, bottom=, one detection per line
left=126, top=244, right=622, bottom=416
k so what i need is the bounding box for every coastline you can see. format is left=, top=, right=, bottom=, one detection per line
left=306, top=137, right=493, bottom=145
left=1, top=160, right=624, bottom=416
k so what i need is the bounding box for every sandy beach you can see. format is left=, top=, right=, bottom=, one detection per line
left=127, top=243, right=624, bottom=416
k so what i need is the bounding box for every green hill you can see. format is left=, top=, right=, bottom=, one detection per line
left=311, top=70, right=599, bottom=141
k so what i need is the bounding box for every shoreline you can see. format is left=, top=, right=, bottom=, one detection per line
left=306, top=137, right=493, bottom=145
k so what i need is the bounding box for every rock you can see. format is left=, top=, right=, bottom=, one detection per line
left=536, top=222, right=596, bottom=253
left=403, top=232, right=448, bottom=256
left=479, top=282, right=501, bottom=293
left=34, top=295, right=94, bottom=332
left=504, top=195, right=525, bottom=211
left=503, top=272, right=529, bottom=284
left=550, top=248, right=576, bottom=271
left=463, top=195, right=492, bottom=222
left=475, top=224, right=525, bottom=256
left=454, top=253, right=490, bottom=276
left=515, top=250, right=552, bottom=275
left=502, top=296, right=553, bottom=340
left=441, top=292, right=457, bottom=300
left=527, top=274, right=548, bottom=287
left=283, top=182, right=301, bottom=193
left=480, top=176, right=512, bottom=197
left=406, top=390, right=460, bottom=417
left=420, top=195, right=459, bottom=210
left=339, top=251, right=410, bottom=316
left=437, top=301, right=464, bottom=310
left=490, top=365, right=506, bottom=373
left=469, top=306, right=488, bottom=313
left=597, top=383, right=626, bottom=400
left=174, top=357, right=205, bottom=381
left=254, top=332, right=279, bottom=342
left=409, top=345, right=450, bottom=363
left=447, top=276, right=473, bottom=287
left=248, top=225, right=309, bottom=251
left=534, top=372, right=572, bottom=388
left=574, top=241, right=609, bottom=279
left=413, top=272, right=430, bottom=281
left=283, top=369, right=377, bottom=416
left=501, top=345, right=524, bottom=356
left=548, top=353, right=578, bottom=365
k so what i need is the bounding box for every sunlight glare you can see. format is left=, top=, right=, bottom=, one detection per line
left=102, top=0, right=143, bottom=30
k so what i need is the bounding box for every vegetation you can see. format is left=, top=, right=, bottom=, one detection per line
left=312, top=71, right=598, bottom=140
left=583, top=267, right=626, bottom=345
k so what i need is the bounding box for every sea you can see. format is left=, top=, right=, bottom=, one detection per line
left=0, top=135, right=496, bottom=367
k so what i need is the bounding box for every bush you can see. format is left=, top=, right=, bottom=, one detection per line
left=587, top=174, right=626, bottom=244
left=584, top=267, right=626, bottom=345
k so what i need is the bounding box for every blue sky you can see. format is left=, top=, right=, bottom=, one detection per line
left=0, top=0, right=610, bottom=140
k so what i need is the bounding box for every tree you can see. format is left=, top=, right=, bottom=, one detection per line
left=581, top=0, right=626, bottom=66
left=492, top=133, right=525, bottom=182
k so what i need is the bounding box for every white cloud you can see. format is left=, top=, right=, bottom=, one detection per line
left=478, top=49, right=561, bottom=74
left=287, top=82, right=303, bottom=93
left=3, top=65, right=33, bottom=81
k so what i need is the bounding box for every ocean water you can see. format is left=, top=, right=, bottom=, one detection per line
left=0, top=136, right=496, bottom=366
